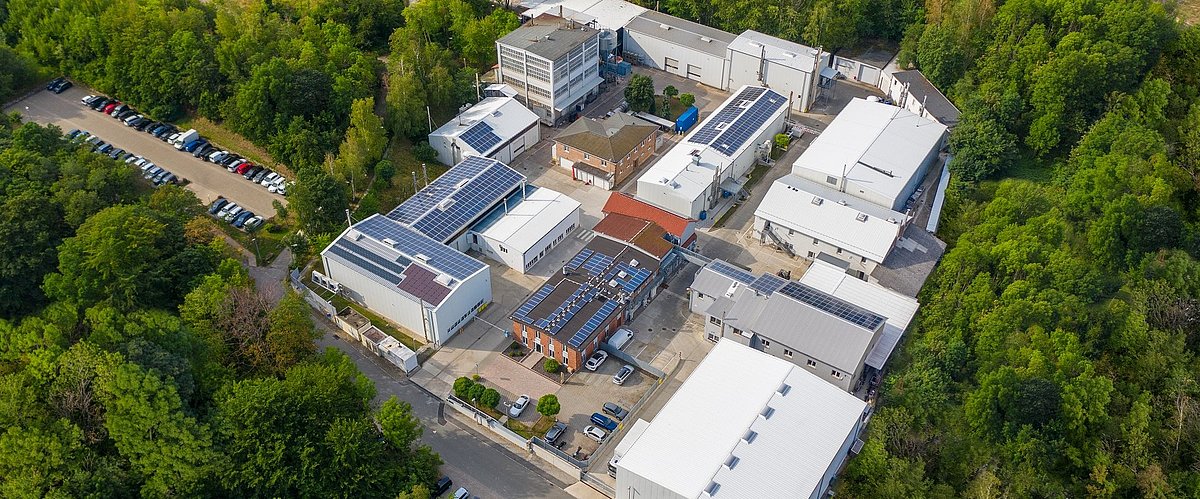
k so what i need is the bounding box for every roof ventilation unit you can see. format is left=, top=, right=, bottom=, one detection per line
left=659, top=23, right=671, bottom=30
left=811, top=196, right=823, bottom=205
left=350, top=230, right=363, bottom=241
left=629, top=258, right=639, bottom=267
left=888, top=217, right=898, bottom=224
left=413, top=253, right=430, bottom=263
left=856, top=212, right=868, bottom=222
left=742, top=430, right=758, bottom=443
left=609, top=279, right=619, bottom=288
left=724, top=455, right=740, bottom=469
left=837, top=199, right=848, bottom=206
left=434, top=273, right=454, bottom=286
left=700, top=36, right=712, bottom=42
left=437, top=198, right=455, bottom=211
left=381, top=238, right=396, bottom=246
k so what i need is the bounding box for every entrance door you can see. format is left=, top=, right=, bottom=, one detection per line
left=534, top=342, right=543, bottom=353
left=687, top=64, right=702, bottom=80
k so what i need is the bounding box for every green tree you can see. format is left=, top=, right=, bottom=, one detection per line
left=267, top=291, right=321, bottom=373
left=379, top=397, right=423, bottom=450
left=453, top=376, right=475, bottom=399
left=625, top=74, right=656, bottom=114
left=335, top=97, right=388, bottom=194
left=543, top=358, right=560, bottom=373
left=679, top=93, right=695, bottom=109
left=290, top=169, right=351, bottom=234
left=480, top=388, right=500, bottom=409
left=663, top=85, right=678, bottom=99
left=536, top=394, right=560, bottom=418
left=774, top=133, right=790, bottom=151
left=948, top=113, right=1017, bottom=181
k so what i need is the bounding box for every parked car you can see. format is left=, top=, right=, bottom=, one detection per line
left=151, top=170, right=171, bottom=185
left=223, top=206, right=244, bottom=222
left=608, top=328, right=634, bottom=351
left=260, top=172, right=280, bottom=186
left=122, top=113, right=142, bottom=126
left=232, top=211, right=255, bottom=228
left=97, top=144, right=114, bottom=154
left=251, top=169, right=272, bottom=183
left=144, top=166, right=163, bottom=179
left=613, top=365, right=634, bottom=385
left=209, top=198, right=228, bottom=214
left=108, top=148, right=125, bottom=160
left=509, top=395, right=530, bottom=418
left=583, top=425, right=608, bottom=442
left=433, top=477, right=453, bottom=497
left=243, top=216, right=265, bottom=231
left=217, top=202, right=239, bottom=219
left=235, top=162, right=254, bottom=175
left=80, top=94, right=98, bottom=105
left=602, top=402, right=629, bottom=421
left=243, top=165, right=263, bottom=179
left=85, top=136, right=101, bottom=147
left=545, top=421, right=567, bottom=444
left=274, top=182, right=288, bottom=195
left=590, top=413, right=618, bottom=432
left=453, top=487, right=470, bottom=499
left=109, top=105, right=129, bottom=117
left=47, top=77, right=72, bottom=93
left=90, top=98, right=111, bottom=110
left=140, top=162, right=157, bottom=173
left=157, top=173, right=177, bottom=186
left=208, top=150, right=228, bottom=163
left=584, top=350, right=608, bottom=371
left=53, top=80, right=73, bottom=93
left=183, top=139, right=206, bottom=153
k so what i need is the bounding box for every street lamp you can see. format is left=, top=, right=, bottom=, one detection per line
left=252, top=237, right=261, bottom=264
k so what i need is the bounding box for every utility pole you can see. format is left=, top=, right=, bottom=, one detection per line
left=426, top=105, right=433, bottom=133
left=345, top=208, right=352, bottom=228
left=422, top=163, right=429, bottom=187
left=476, top=72, right=482, bottom=101
left=412, top=172, right=419, bottom=194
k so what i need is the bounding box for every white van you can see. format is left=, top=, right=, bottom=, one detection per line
left=607, top=327, right=633, bottom=351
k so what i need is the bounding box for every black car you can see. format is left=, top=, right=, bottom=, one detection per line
left=97, top=144, right=114, bottom=154
left=52, top=80, right=73, bottom=93
left=146, top=123, right=165, bottom=135
left=108, top=149, right=124, bottom=160
left=544, top=421, right=567, bottom=444
left=89, top=98, right=110, bottom=110
left=192, top=143, right=214, bottom=158
left=91, top=140, right=107, bottom=152
left=46, top=77, right=71, bottom=93
left=116, top=109, right=137, bottom=120
left=243, top=166, right=263, bottom=179
left=46, top=77, right=66, bottom=90
left=221, top=154, right=242, bottom=167
left=157, top=125, right=178, bottom=139
left=209, top=198, right=228, bottom=214
left=252, top=169, right=271, bottom=183
left=433, top=477, right=453, bottom=497
left=134, top=119, right=153, bottom=131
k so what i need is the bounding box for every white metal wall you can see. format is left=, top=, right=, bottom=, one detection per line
left=429, top=268, right=492, bottom=344
left=472, top=205, right=579, bottom=273
left=727, top=49, right=815, bottom=112
left=635, top=178, right=708, bottom=219
left=322, top=256, right=429, bottom=341
left=615, top=467, right=688, bottom=499
left=623, top=31, right=729, bottom=89
left=752, top=215, right=882, bottom=278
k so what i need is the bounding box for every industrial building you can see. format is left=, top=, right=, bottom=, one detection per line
left=602, top=192, right=697, bottom=250
left=879, top=70, right=961, bottom=127
left=496, top=13, right=603, bottom=125
left=553, top=112, right=659, bottom=189
left=428, top=95, right=540, bottom=166
left=614, top=339, right=868, bottom=499
left=321, top=214, right=492, bottom=346
left=591, top=213, right=680, bottom=280
left=636, top=85, right=787, bottom=219
left=727, top=30, right=829, bottom=113
left=622, top=10, right=735, bottom=89
left=754, top=174, right=909, bottom=279
left=687, top=259, right=886, bottom=392
left=509, top=224, right=667, bottom=371
left=469, top=187, right=581, bottom=273
left=790, top=97, right=948, bottom=212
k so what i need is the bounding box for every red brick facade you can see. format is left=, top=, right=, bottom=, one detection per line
left=553, top=131, right=657, bottom=187
left=512, top=316, right=624, bottom=372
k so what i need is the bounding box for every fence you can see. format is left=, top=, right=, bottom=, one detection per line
left=581, top=472, right=616, bottom=497
left=290, top=269, right=336, bottom=317
left=600, top=344, right=666, bottom=379
left=445, top=394, right=530, bottom=450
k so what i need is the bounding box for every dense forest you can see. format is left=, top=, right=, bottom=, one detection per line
left=839, top=0, right=1200, bottom=495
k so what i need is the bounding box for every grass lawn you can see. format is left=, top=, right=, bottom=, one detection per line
left=176, top=115, right=290, bottom=177
left=505, top=415, right=557, bottom=439
left=1181, top=0, right=1199, bottom=25
left=216, top=216, right=292, bottom=266
left=376, top=136, right=452, bottom=213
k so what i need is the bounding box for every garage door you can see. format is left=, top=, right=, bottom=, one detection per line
left=665, top=57, right=678, bottom=72
left=559, top=157, right=574, bottom=171
left=687, top=64, right=702, bottom=79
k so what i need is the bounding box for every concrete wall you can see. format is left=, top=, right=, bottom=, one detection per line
left=623, top=31, right=729, bottom=89
left=752, top=215, right=881, bottom=278
left=635, top=177, right=708, bottom=220
left=833, top=55, right=882, bottom=87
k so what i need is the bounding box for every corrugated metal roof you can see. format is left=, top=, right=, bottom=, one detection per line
left=616, top=340, right=866, bottom=497
left=756, top=175, right=908, bottom=263
left=746, top=289, right=881, bottom=372
left=800, top=258, right=919, bottom=369
left=728, top=30, right=819, bottom=73
left=690, top=265, right=745, bottom=300
left=892, top=70, right=961, bottom=126
left=626, top=10, right=735, bottom=57
left=497, top=14, right=599, bottom=60
left=477, top=188, right=580, bottom=255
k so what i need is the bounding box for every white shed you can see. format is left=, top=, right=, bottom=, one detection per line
left=429, top=96, right=540, bottom=167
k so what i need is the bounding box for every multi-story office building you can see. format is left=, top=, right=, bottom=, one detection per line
left=496, top=14, right=603, bottom=125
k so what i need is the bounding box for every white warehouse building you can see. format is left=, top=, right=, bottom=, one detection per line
left=791, top=97, right=948, bottom=212
left=623, top=10, right=734, bottom=90
left=727, top=30, right=829, bottom=113
left=469, top=187, right=581, bottom=273
left=428, top=95, right=540, bottom=167
left=636, top=85, right=787, bottom=219
left=615, top=339, right=869, bottom=499
left=321, top=215, right=492, bottom=346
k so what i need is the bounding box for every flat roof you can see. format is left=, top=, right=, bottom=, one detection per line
left=323, top=215, right=489, bottom=307
left=626, top=10, right=736, bottom=57
left=497, top=14, right=599, bottom=61
left=431, top=96, right=539, bottom=157
left=385, top=156, right=526, bottom=243
left=617, top=340, right=867, bottom=497
left=791, top=98, right=947, bottom=206
left=638, top=86, right=786, bottom=208
left=520, top=0, right=648, bottom=30
left=511, top=236, right=659, bottom=349
left=477, top=188, right=580, bottom=255
left=729, top=30, right=819, bottom=74
left=756, top=174, right=908, bottom=263
left=800, top=257, right=919, bottom=369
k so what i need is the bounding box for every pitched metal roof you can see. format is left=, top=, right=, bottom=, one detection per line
left=626, top=10, right=735, bottom=57
left=892, top=70, right=961, bottom=126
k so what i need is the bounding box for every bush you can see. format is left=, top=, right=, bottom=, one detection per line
left=480, top=388, right=500, bottom=409
left=468, top=384, right=486, bottom=402
left=774, top=133, right=791, bottom=151
left=413, top=141, right=438, bottom=163
left=543, top=358, right=560, bottom=373
left=537, top=394, right=560, bottom=418
left=375, top=159, right=396, bottom=185
left=471, top=374, right=481, bottom=381
left=679, top=93, right=695, bottom=109
left=272, top=199, right=288, bottom=219
left=453, top=377, right=475, bottom=399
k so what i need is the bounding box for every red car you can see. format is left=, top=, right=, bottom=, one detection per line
left=235, top=162, right=254, bottom=174
left=102, top=102, right=120, bottom=114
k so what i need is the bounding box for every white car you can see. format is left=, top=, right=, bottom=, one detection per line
left=453, top=487, right=469, bottom=499
left=260, top=172, right=280, bottom=186
left=613, top=364, right=634, bottom=385
left=216, top=203, right=238, bottom=219
left=80, top=94, right=96, bottom=105
left=584, top=425, right=608, bottom=442
left=509, top=395, right=530, bottom=418
left=584, top=350, right=609, bottom=371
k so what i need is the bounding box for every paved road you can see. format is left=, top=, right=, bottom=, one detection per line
left=6, top=86, right=284, bottom=217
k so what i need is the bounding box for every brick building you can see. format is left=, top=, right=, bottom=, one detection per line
left=553, top=113, right=659, bottom=190
left=602, top=191, right=698, bottom=250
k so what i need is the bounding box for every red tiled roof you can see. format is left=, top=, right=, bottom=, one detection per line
left=593, top=213, right=673, bottom=259
left=602, top=192, right=694, bottom=239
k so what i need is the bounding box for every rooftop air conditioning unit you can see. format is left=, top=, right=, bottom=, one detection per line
left=629, top=258, right=639, bottom=267
left=659, top=23, right=671, bottom=30
left=837, top=200, right=848, bottom=206
left=382, top=238, right=396, bottom=246
left=856, top=213, right=868, bottom=222
left=609, top=279, right=619, bottom=287
left=413, top=253, right=430, bottom=263
left=811, top=197, right=823, bottom=205
left=618, top=270, right=628, bottom=279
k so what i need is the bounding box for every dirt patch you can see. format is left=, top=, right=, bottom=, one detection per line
left=1181, top=0, right=1200, bottom=25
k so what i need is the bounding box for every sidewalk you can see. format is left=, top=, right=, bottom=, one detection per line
left=410, top=321, right=511, bottom=397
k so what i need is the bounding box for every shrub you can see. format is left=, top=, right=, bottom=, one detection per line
left=679, top=93, right=695, bottom=108
left=774, top=133, right=791, bottom=151
left=480, top=388, right=501, bottom=409
left=375, top=159, right=395, bottom=184
left=537, top=394, right=560, bottom=418
left=471, top=374, right=481, bottom=381
left=413, top=141, right=438, bottom=163
left=543, top=358, right=560, bottom=374
left=453, top=377, right=474, bottom=399
left=468, top=384, right=486, bottom=402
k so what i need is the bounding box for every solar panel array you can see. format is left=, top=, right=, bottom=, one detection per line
left=460, top=121, right=502, bottom=153
left=325, top=239, right=410, bottom=284
left=777, top=282, right=886, bottom=330
left=384, top=156, right=525, bottom=243
left=513, top=284, right=555, bottom=324
left=710, top=91, right=785, bottom=157
left=570, top=300, right=620, bottom=348
left=707, top=260, right=755, bottom=284
left=354, top=215, right=487, bottom=281
left=688, top=87, right=768, bottom=146
left=749, top=273, right=787, bottom=296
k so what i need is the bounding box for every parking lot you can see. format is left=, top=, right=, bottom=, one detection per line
left=7, top=85, right=284, bottom=217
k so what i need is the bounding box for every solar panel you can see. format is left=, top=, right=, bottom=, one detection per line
left=565, top=249, right=594, bottom=272
left=514, top=284, right=555, bottom=321
left=326, top=243, right=401, bottom=284
left=708, top=260, right=755, bottom=284
left=711, top=91, right=786, bottom=157
left=385, top=156, right=526, bottom=243
left=334, top=239, right=411, bottom=277
left=749, top=273, right=787, bottom=296
left=460, top=121, right=502, bottom=153
left=570, top=299, right=620, bottom=348
left=581, top=252, right=615, bottom=276
left=688, top=87, right=769, bottom=146
left=354, top=215, right=487, bottom=281
left=776, top=282, right=886, bottom=330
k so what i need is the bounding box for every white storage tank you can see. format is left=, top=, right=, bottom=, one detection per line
left=598, top=29, right=617, bottom=57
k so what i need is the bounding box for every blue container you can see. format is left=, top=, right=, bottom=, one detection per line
left=699, top=210, right=708, bottom=220
left=675, top=106, right=699, bottom=133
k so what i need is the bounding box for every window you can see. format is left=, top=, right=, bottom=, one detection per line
left=861, top=256, right=867, bottom=263
left=813, top=238, right=819, bottom=245
left=806, top=359, right=817, bottom=368
left=500, top=246, right=508, bottom=253
left=836, top=247, right=843, bottom=254
left=725, top=455, right=740, bottom=469
left=696, top=292, right=705, bottom=299
left=535, top=330, right=541, bottom=340
left=807, top=251, right=815, bottom=258
left=584, top=153, right=590, bottom=160
left=831, top=370, right=844, bottom=379
left=761, top=338, right=771, bottom=349
left=783, top=348, right=793, bottom=358
left=563, top=145, right=570, bottom=153
left=826, top=175, right=838, bottom=185
left=601, top=160, right=607, bottom=166
left=710, top=316, right=722, bottom=326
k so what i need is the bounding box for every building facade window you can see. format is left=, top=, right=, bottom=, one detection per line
left=709, top=316, right=722, bottom=326
left=806, top=359, right=817, bottom=368
left=826, top=175, right=838, bottom=185
left=831, top=370, right=843, bottom=379
left=783, top=348, right=793, bottom=358
left=761, top=338, right=771, bottom=349
left=563, top=145, right=570, bottom=152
